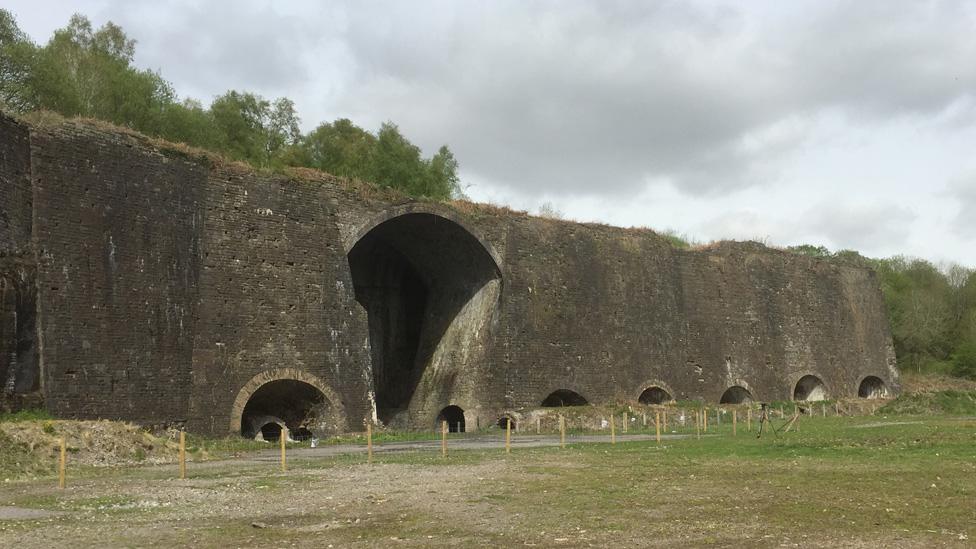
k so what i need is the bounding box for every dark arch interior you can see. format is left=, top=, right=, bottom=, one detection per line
left=858, top=376, right=888, bottom=399
left=260, top=422, right=282, bottom=441
left=719, top=386, right=753, bottom=404
left=349, top=213, right=500, bottom=424
left=497, top=416, right=516, bottom=430
left=437, top=405, right=466, bottom=433
left=240, top=380, right=329, bottom=439
left=639, top=387, right=672, bottom=405
left=541, top=389, right=588, bottom=407
left=794, top=375, right=827, bottom=401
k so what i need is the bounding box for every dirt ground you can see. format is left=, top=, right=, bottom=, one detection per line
left=0, top=415, right=973, bottom=548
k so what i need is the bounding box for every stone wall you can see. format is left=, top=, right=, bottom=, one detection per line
left=0, top=115, right=38, bottom=410
left=0, top=114, right=899, bottom=433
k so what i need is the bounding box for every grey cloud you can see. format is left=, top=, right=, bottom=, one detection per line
left=320, top=0, right=976, bottom=198
left=802, top=201, right=917, bottom=251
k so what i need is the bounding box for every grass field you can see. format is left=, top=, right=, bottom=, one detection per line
left=0, top=412, right=973, bottom=547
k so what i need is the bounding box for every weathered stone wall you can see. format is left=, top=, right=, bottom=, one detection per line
left=26, top=123, right=206, bottom=425
left=188, top=165, right=371, bottom=433
left=0, top=116, right=39, bottom=410
left=0, top=115, right=899, bottom=433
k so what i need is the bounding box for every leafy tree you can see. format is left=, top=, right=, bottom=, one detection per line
left=293, top=118, right=376, bottom=178
left=0, top=8, right=36, bottom=112
left=209, top=91, right=300, bottom=167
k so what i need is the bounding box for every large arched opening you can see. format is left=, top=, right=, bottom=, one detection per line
left=541, top=389, right=589, bottom=407
left=638, top=386, right=672, bottom=405
left=719, top=386, right=753, bottom=404
left=239, top=379, right=332, bottom=440
left=858, top=376, right=888, bottom=399
left=348, top=213, right=500, bottom=424
left=793, top=375, right=827, bottom=401
left=437, top=405, right=466, bottom=433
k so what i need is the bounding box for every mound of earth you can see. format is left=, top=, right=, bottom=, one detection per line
left=0, top=419, right=180, bottom=478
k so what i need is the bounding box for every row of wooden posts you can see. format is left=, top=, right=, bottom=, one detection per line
left=53, top=402, right=836, bottom=488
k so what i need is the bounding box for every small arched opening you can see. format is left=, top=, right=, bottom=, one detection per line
left=541, top=389, right=589, bottom=407
left=437, top=405, right=466, bottom=433
left=794, top=375, right=827, bottom=401
left=720, top=386, right=753, bottom=404
left=858, top=376, right=888, bottom=399
left=638, top=386, right=672, bottom=405
left=240, top=379, right=331, bottom=440
left=497, top=416, right=516, bottom=431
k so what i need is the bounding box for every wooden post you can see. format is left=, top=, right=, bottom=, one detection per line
left=559, top=415, right=566, bottom=449
left=622, top=412, right=628, bottom=433
left=279, top=428, right=287, bottom=472
left=610, top=415, right=616, bottom=444
left=732, top=410, right=737, bottom=436
left=703, top=408, right=708, bottom=432
left=505, top=418, right=511, bottom=454
left=695, top=411, right=701, bottom=440
left=663, top=410, right=668, bottom=432
left=367, top=423, right=373, bottom=464
left=178, top=431, right=186, bottom=480
left=655, top=411, right=661, bottom=443
left=58, top=437, right=66, bottom=489
left=716, top=409, right=721, bottom=426
left=441, top=420, right=448, bottom=458
left=537, top=416, right=541, bottom=434
left=642, top=412, right=647, bottom=427
left=747, top=408, right=752, bottom=432
left=835, top=402, right=840, bottom=416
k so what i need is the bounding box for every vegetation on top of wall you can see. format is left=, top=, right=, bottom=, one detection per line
left=0, top=10, right=461, bottom=201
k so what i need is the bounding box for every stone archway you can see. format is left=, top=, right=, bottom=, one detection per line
left=348, top=210, right=501, bottom=425
left=720, top=386, right=753, bottom=404
left=793, top=374, right=828, bottom=401
left=541, top=389, right=589, bottom=407
left=858, top=376, right=888, bottom=399
left=230, top=368, right=346, bottom=437
left=437, top=405, right=466, bottom=433
left=638, top=384, right=673, bottom=405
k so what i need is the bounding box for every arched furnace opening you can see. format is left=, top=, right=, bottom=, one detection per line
left=349, top=213, right=500, bottom=424
left=541, top=389, right=589, bottom=407
left=240, top=379, right=330, bottom=440
left=638, top=386, right=672, bottom=405
left=720, top=386, right=753, bottom=404
left=858, top=376, right=888, bottom=399
left=437, top=405, right=466, bottom=433
left=794, top=375, right=827, bottom=401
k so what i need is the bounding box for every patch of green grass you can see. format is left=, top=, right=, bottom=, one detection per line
left=879, top=390, right=976, bottom=415
left=0, top=409, right=54, bottom=422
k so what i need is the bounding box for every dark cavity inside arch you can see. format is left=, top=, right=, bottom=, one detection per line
left=794, top=375, right=827, bottom=401
left=437, top=405, right=466, bottom=433
left=858, top=376, right=888, bottom=399
left=541, top=389, right=589, bottom=407
left=639, top=387, right=672, bottom=405
left=349, top=213, right=500, bottom=424
left=240, top=380, right=329, bottom=439
left=720, top=386, right=753, bottom=404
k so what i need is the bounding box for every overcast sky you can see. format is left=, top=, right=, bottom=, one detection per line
left=7, top=1, right=976, bottom=266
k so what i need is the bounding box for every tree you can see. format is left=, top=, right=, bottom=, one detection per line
left=1, top=11, right=461, bottom=198
left=0, top=8, right=36, bottom=112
